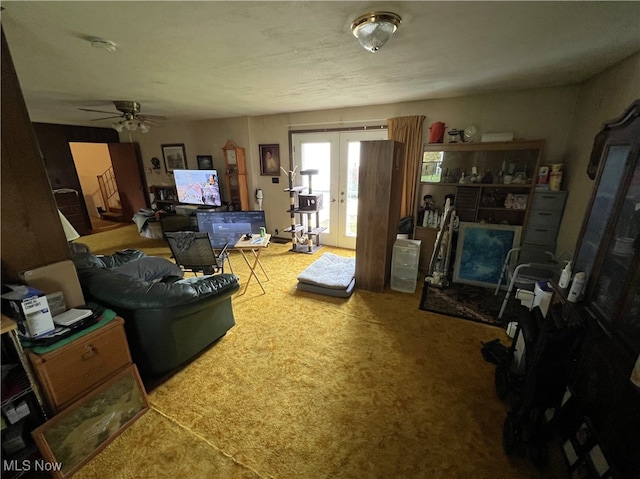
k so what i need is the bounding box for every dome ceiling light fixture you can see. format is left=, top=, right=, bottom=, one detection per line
left=79, top=101, right=167, bottom=133
left=351, top=11, right=402, bottom=53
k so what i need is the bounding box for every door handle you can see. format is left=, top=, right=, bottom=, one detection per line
left=332, top=198, right=337, bottom=203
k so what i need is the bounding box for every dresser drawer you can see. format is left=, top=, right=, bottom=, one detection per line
left=28, top=318, right=132, bottom=413
left=526, top=209, right=564, bottom=229
left=531, top=191, right=567, bottom=211
left=524, top=225, right=560, bottom=245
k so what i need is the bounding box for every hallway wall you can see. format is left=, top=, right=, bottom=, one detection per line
left=70, top=142, right=116, bottom=218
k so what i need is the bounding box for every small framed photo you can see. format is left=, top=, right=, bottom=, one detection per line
left=31, top=365, right=149, bottom=478
left=161, top=143, right=186, bottom=172
left=197, top=155, right=213, bottom=170
left=259, top=144, right=280, bottom=176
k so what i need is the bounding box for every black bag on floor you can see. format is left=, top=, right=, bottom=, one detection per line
left=481, top=338, right=511, bottom=366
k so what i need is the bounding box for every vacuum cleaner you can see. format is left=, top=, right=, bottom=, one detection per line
left=425, top=198, right=457, bottom=288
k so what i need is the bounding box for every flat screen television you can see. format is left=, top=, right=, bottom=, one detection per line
left=196, top=211, right=267, bottom=248
left=173, top=169, right=222, bottom=207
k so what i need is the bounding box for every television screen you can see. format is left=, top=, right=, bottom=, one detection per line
left=196, top=211, right=267, bottom=248
left=173, top=169, right=221, bottom=207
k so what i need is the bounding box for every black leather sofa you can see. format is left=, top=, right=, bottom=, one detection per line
left=72, top=250, right=239, bottom=377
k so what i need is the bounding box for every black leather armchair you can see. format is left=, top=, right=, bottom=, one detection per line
left=72, top=250, right=239, bottom=377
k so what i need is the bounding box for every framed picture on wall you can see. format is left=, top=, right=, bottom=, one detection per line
left=259, top=144, right=280, bottom=176
left=453, top=222, right=522, bottom=289
left=161, top=144, right=186, bottom=172
left=197, top=155, right=213, bottom=169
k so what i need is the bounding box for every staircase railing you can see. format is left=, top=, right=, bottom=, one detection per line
left=97, top=166, right=120, bottom=214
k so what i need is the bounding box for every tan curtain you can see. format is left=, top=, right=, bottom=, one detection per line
left=387, top=116, right=426, bottom=218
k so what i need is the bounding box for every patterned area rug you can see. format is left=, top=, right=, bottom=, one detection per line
left=419, top=280, right=525, bottom=326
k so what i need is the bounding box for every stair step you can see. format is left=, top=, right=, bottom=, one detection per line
left=101, top=211, right=125, bottom=222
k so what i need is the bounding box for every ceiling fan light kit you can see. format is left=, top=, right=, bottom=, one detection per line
left=351, top=12, right=402, bottom=53
left=80, top=100, right=164, bottom=133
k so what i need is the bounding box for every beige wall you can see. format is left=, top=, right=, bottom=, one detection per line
left=69, top=142, right=114, bottom=218
left=128, top=86, right=581, bottom=236
left=557, top=52, right=640, bottom=257
left=124, top=52, right=639, bottom=256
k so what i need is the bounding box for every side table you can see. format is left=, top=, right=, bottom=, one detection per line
left=234, top=234, right=271, bottom=294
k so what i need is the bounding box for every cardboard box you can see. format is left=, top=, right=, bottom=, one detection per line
left=2, top=285, right=41, bottom=320
left=20, top=260, right=85, bottom=308
left=1, top=285, right=55, bottom=338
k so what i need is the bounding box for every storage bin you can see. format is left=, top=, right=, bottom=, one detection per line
left=390, top=239, right=421, bottom=293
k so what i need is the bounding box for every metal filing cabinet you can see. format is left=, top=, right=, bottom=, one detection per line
left=522, top=190, right=567, bottom=255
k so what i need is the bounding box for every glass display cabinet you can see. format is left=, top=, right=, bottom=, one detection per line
left=558, top=100, right=640, bottom=479
left=572, top=99, right=640, bottom=355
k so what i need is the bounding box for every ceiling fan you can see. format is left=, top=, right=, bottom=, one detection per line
left=79, top=101, right=166, bottom=133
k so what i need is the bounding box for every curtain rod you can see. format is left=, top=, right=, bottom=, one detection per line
left=287, top=119, right=388, bottom=127
left=289, top=125, right=388, bottom=134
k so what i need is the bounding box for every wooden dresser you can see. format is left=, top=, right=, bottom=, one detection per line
left=26, top=317, right=132, bottom=414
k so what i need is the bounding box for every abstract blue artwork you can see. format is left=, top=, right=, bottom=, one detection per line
left=453, top=222, right=522, bottom=289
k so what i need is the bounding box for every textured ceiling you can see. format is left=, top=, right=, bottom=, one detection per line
left=2, top=1, right=639, bottom=128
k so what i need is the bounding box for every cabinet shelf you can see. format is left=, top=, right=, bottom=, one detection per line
left=478, top=207, right=526, bottom=211
left=1, top=317, right=47, bottom=467
left=287, top=208, right=322, bottom=213
left=1, top=366, right=33, bottom=408
left=306, top=227, right=327, bottom=236
left=414, top=140, right=544, bottom=270
left=421, top=182, right=533, bottom=188
left=149, top=185, right=178, bottom=211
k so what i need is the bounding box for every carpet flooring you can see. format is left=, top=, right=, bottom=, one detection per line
left=73, top=225, right=563, bottom=479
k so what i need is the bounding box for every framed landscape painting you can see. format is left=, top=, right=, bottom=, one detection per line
left=162, top=144, right=186, bottom=172
left=31, top=365, right=149, bottom=478
left=453, top=222, right=522, bottom=289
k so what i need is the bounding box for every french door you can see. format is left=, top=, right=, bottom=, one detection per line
left=291, top=129, right=387, bottom=249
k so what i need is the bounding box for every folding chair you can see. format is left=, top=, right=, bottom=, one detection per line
left=494, top=247, right=559, bottom=320
left=165, top=231, right=230, bottom=275
left=159, top=214, right=193, bottom=240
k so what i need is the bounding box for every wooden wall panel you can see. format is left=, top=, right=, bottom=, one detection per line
left=1, top=29, right=69, bottom=282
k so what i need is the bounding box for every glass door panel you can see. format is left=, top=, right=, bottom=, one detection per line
left=293, top=130, right=387, bottom=249
left=591, top=155, right=639, bottom=337
left=574, top=146, right=631, bottom=279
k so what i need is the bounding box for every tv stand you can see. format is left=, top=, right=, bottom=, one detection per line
left=175, top=204, right=218, bottom=216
